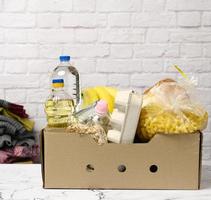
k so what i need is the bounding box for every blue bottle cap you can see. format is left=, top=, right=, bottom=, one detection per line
left=59, top=55, right=70, bottom=62
left=52, top=79, right=64, bottom=83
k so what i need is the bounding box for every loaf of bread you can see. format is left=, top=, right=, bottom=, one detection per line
left=137, top=79, right=208, bottom=141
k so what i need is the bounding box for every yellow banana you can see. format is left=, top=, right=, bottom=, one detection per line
left=103, top=87, right=117, bottom=99
left=81, top=87, right=99, bottom=109
left=94, top=86, right=115, bottom=113
left=81, top=86, right=117, bottom=113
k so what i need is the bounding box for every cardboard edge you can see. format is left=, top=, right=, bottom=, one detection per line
left=42, top=187, right=200, bottom=190
left=40, top=129, right=45, bottom=188
left=198, top=131, right=203, bottom=189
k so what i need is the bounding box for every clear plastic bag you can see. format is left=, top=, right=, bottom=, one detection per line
left=67, top=114, right=107, bottom=145
left=137, top=77, right=208, bottom=141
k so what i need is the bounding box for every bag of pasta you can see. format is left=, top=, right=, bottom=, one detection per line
left=137, top=77, right=208, bottom=142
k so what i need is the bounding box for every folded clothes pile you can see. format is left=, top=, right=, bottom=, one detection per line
left=0, top=145, right=39, bottom=163
left=0, top=99, right=39, bottom=163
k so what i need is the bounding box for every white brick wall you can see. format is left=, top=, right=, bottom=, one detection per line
left=0, top=0, right=211, bottom=161
left=177, top=12, right=201, bottom=27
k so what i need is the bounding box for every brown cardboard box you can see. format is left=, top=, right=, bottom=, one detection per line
left=41, top=128, right=202, bottom=190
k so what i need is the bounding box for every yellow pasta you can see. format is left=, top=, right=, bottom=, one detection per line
left=137, top=79, right=208, bottom=142
left=139, top=104, right=208, bottom=141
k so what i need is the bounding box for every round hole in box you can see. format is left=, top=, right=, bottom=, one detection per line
left=149, top=165, right=158, bottom=173
left=86, top=164, right=94, bottom=172
left=118, top=164, right=126, bottom=172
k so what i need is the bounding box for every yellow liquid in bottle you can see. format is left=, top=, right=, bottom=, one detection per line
left=45, top=99, right=75, bottom=128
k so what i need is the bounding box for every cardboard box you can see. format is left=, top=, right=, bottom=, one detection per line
left=41, top=128, right=202, bottom=190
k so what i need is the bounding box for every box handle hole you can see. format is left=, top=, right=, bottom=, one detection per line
left=86, top=164, right=94, bottom=172
left=149, top=165, right=158, bottom=173
left=118, top=164, right=126, bottom=172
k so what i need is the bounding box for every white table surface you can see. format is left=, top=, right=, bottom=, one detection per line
left=0, top=164, right=211, bottom=200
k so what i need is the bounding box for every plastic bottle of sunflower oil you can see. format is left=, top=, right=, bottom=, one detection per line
left=45, top=79, right=75, bottom=127
left=52, top=56, right=81, bottom=110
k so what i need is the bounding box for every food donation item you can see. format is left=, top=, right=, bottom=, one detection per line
left=107, top=90, right=142, bottom=144
left=67, top=100, right=110, bottom=145
left=73, top=102, right=97, bottom=124
left=45, top=79, right=74, bottom=128
left=137, top=79, right=208, bottom=142
left=81, top=86, right=117, bottom=113
left=92, top=100, right=110, bottom=133
left=67, top=122, right=107, bottom=145
left=72, top=100, right=110, bottom=131
left=52, top=55, right=81, bottom=110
